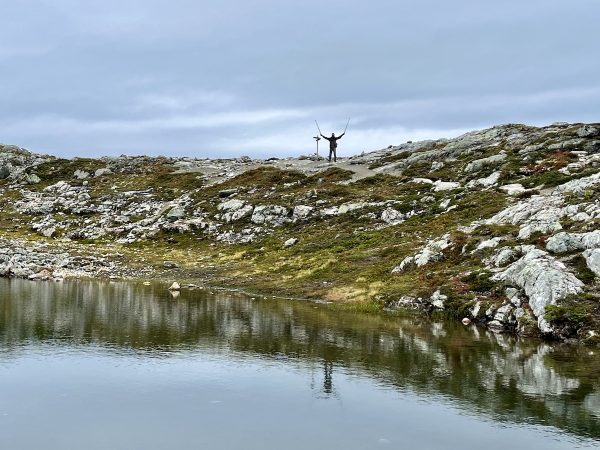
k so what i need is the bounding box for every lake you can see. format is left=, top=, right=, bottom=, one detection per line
left=0, top=279, right=598, bottom=449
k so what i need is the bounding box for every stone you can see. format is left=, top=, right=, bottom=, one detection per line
left=583, top=249, right=600, bottom=277
left=223, top=205, right=253, bottom=223
left=168, top=282, right=181, bottom=291
left=412, top=178, right=433, bottom=184
left=0, top=163, right=10, bottom=179
left=577, top=125, right=599, bottom=138
left=338, top=203, right=367, bottom=215
left=163, top=260, right=178, bottom=268
left=431, top=290, right=447, bottom=309
left=470, top=301, right=482, bottom=318
left=292, top=205, right=313, bottom=221
left=491, top=247, right=518, bottom=267
left=218, top=199, right=245, bottom=211
left=94, top=168, right=112, bottom=177
left=251, top=205, right=289, bottom=226
left=24, top=173, right=41, bottom=184
left=464, top=152, right=507, bottom=173
left=466, top=171, right=501, bottom=188
left=462, top=317, right=471, bottom=326
left=432, top=180, right=461, bottom=191
left=166, top=206, right=186, bottom=221
left=499, top=184, right=526, bottom=195
left=473, top=237, right=502, bottom=253
left=493, top=247, right=584, bottom=333
left=546, top=230, right=600, bottom=254
left=381, top=208, right=405, bottom=225
left=74, top=169, right=89, bottom=179
left=284, top=238, right=298, bottom=248
left=393, top=234, right=452, bottom=272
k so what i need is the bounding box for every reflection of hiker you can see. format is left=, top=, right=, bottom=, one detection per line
left=320, top=132, right=345, bottom=162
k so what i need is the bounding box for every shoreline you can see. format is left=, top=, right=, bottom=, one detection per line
left=2, top=121, right=600, bottom=345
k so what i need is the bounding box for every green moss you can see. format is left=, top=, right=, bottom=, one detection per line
left=545, top=294, right=598, bottom=331
left=310, top=167, right=354, bottom=182
left=461, top=271, right=500, bottom=295
left=573, top=256, right=597, bottom=285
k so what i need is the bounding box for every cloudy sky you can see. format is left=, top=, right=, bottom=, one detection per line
left=0, top=0, right=598, bottom=158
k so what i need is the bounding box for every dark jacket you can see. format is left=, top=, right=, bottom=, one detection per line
left=321, top=133, right=345, bottom=150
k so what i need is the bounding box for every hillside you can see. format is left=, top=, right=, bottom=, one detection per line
left=1, top=122, right=599, bottom=343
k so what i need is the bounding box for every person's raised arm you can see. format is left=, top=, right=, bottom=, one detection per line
left=336, top=132, right=345, bottom=139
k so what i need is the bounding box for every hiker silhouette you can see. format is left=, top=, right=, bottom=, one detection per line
left=320, top=131, right=345, bottom=162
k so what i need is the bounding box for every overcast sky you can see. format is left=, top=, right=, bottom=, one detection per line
left=0, top=0, right=598, bottom=158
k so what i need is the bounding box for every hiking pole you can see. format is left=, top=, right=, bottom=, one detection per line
left=315, top=120, right=323, bottom=136
left=343, top=117, right=350, bottom=134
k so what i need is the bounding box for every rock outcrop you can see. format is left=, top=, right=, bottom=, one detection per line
left=1, top=121, right=599, bottom=342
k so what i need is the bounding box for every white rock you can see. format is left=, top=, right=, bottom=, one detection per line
left=218, top=199, right=245, bottom=212
left=166, top=206, right=186, bottom=221
left=493, top=248, right=584, bottom=333
left=467, top=171, right=502, bottom=188
left=412, top=178, right=434, bottom=184
left=284, top=238, right=298, bottom=248
left=73, top=169, right=89, bottom=179
left=546, top=230, right=600, bottom=253
left=583, top=249, right=600, bottom=277
left=431, top=290, right=447, bottom=309
left=393, top=234, right=452, bottom=272
left=464, top=153, right=507, bottom=173
left=94, top=168, right=113, bottom=177
left=381, top=208, right=405, bottom=225
left=490, top=247, right=518, bottom=267
left=554, top=172, right=600, bottom=195
left=338, top=202, right=367, bottom=214
left=473, top=237, right=502, bottom=253
left=168, top=282, right=181, bottom=291
left=433, top=180, right=461, bottom=192
left=499, top=184, right=526, bottom=195
left=251, top=205, right=289, bottom=226
left=577, top=125, right=598, bottom=138
left=292, top=205, right=313, bottom=221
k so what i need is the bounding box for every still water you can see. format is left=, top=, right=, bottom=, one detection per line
left=0, top=279, right=599, bottom=449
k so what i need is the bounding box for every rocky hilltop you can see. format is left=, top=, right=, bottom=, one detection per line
left=1, top=122, right=599, bottom=343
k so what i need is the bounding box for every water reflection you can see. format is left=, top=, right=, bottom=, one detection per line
left=0, top=278, right=599, bottom=441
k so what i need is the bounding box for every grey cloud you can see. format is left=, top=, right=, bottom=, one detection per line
left=0, top=0, right=598, bottom=157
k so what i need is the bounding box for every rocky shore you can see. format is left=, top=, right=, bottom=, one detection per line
left=1, top=122, right=599, bottom=344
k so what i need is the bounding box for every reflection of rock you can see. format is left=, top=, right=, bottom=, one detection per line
left=0, top=278, right=596, bottom=439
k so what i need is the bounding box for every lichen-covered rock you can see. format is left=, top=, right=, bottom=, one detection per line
left=251, top=205, right=290, bottom=226
left=431, top=290, right=447, bottom=309
left=166, top=206, right=186, bottom=221
left=292, top=205, right=313, bottom=221
left=492, top=247, right=584, bottom=333
left=284, top=238, right=298, bottom=248
left=381, top=208, right=405, bottom=225
left=74, top=169, right=89, bottom=179
left=464, top=152, right=506, bottom=173
left=499, top=184, right=526, bottom=195
left=392, top=234, right=452, bottom=272
left=467, top=171, right=501, bottom=188
left=433, top=180, right=461, bottom=192
left=583, top=249, right=600, bottom=277
left=546, top=230, right=600, bottom=253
